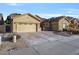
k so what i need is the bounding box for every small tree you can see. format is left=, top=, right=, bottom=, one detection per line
left=5, top=13, right=21, bottom=24
left=69, top=20, right=77, bottom=34
left=0, top=14, right=4, bottom=25
left=69, top=21, right=75, bottom=28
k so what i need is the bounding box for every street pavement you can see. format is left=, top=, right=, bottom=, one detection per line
left=1, top=31, right=79, bottom=55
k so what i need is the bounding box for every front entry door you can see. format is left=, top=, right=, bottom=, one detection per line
left=63, top=23, right=66, bottom=29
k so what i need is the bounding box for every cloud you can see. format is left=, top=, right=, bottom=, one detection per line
left=66, top=11, right=73, bottom=14
left=67, top=9, right=79, bottom=11
left=8, top=3, right=17, bottom=6
left=37, top=14, right=63, bottom=18
left=6, top=3, right=17, bottom=6
left=66, top=14, right=79, bottom=18
left=13, top=9, right=27, bottom=13
left=37, top=13, right=79, bottom=18
left=6, top=3, right=23, bottom=6
left=63, top=8, right=79, bottom=14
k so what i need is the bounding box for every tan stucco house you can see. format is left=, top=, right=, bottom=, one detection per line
left=41, top=16, right=70, bottom=31
left=8, top=13, right=42, bottom=33
left=50, top=16, right=70, bottom=31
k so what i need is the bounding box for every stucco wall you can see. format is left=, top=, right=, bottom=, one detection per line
left=13, top=23, right=17, bottom=32
left=37, top=24, right=41, bottom=31
left=51, top=22, right=59, bottom=31
left=58, top=18, right=69, bottom=31
left=13, top=15, right=40, bottom=23
left=0, top=25, right=5, bottom=33
left=12, top=15, right=41, bottom=32
left=42, top=22, right=50, bottom=31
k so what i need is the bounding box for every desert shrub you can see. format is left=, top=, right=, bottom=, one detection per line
left=16, top=34, right=21, bottom=39
left=2, top=33, right=21, bottom=42
left=3, top=35, right=13, bottom=42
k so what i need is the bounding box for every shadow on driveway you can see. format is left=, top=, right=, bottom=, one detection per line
left=53, top=31, right=72, bottom=37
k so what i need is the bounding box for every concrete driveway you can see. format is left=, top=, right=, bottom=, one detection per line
left=1, top=31, right=79, bottom=55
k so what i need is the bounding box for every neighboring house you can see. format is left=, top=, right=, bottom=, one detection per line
left=50, top=16, right=70, bottom=31
left=6, top=13, right=42, bottom=33
left=41, top=16, right=79, bottom=31
left=41, top=19, right=52, bottom=31
left=77, top=20, right=79, bottom=29
left=73, top=19, right=79, bottom=29
left=0, top=14, right=5, bottom=33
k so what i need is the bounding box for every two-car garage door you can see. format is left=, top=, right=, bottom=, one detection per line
left=16, top=23, right=37, bottom=32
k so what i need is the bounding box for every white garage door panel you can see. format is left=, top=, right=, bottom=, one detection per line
left=17, top=24, right=36, bottom=32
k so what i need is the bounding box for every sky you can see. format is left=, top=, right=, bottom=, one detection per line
left=0, top=3, right=79, bottom=20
